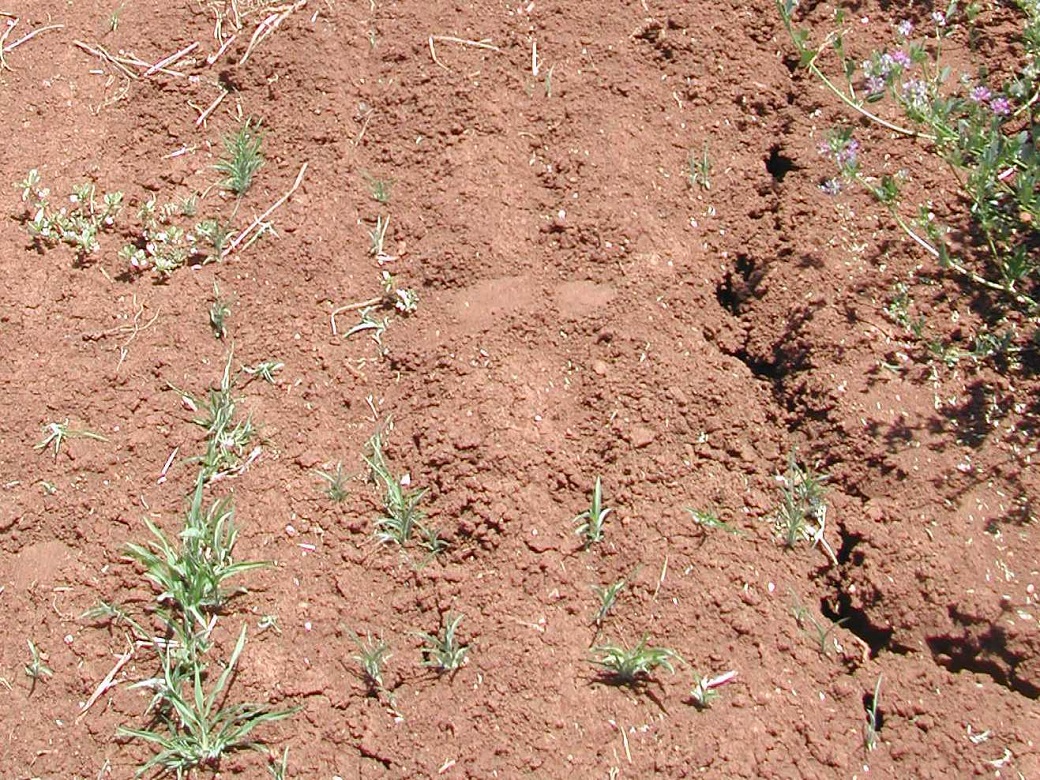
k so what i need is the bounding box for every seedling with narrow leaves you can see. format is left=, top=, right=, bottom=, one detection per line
left=365, top=427, right=428, bottom=546
left=590, top=635, right=680, bottom=685
left=209, top=283, right=232, bottom=339
left=363, top=173, right=393, bottom=205
left=419, top=613, right=469, bottom=673
left=217, top=118, right=264, bottom=196
left=687, top=143, right=712, bottom=191
left=773, top=451, right=837, bottom=566
left=864, top=675, right=883, bottom=751
left=316, top=462, right=350, bottom=502
left=352, top=632, right=391, bottom=693
left=689, top=670, right=738, bottom=710
left=574, top=476, right=612, bottom=548
left=36, top=419, right=107, bottom=459
left=592, top=578, right=626, bottom=629
left=791, top=593, right=848, bottom=656
left=687, top=507, right=743, bottom=536
left=24, top=640, right=53, bottom=695
left=241, top=360, right=284, bottom=384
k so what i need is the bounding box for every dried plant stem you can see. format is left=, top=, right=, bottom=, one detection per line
left=221, top=163, right=308, bottom=260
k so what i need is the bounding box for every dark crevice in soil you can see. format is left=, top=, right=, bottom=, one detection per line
left=927, top=628, right=1040, bottom=699
left=766, top=146, right=797, bottom=182
left=821, top=593, right=895, bottom=659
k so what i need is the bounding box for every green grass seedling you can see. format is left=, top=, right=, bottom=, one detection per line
left=241, top=360, right=284, bottom=384
left=791, top=593, right=848, bottom=656
left=419, top=613, right=469, bottom=673
left=209, top=284, right=232, bottom=339
left=125, top=474, right=269, bottom=633
left=688, top=143, right=712, bottom=191
left=574, top=477, right=612, bottom=548
left=590, top=635, right=679, bottom=685
left=592, top=578, right=626, bottom=628
left=352, top=632, right=391, bottom=693
left=689, top=670, right=738, bottom=710
left=316, top=462, right=350, bottom=502
left=864, top=675, right=882, bottom=751
left=774, top=451, right=837, bottom=566
left=217, top=119, right=264, bottom=196
left=24, top=640, right=53, bottom=695
left=36, top=419, right=107, bottom=459
left=368, top=214, right=390, bottom=258
left=363, top=174, right=393, bottom=205
left=365, top=428, right=428, bottom=545
left=119, top=626, right=298, bottom=776
left=687, top=507, right=743, bottom=535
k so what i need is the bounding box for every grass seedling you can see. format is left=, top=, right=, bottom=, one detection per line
left=352, top=632, right=391, bottom=693
left=368, top=214, right=390, bottom=259
left=590, top=635, right=680, bottom=685
left=791, top=593, right=848, bottom=656
left=35, top=419, right=107, bottom=459
left=690, top=670, right=738, bottom=710
left=217, top=119, right=264, bottom=196
left=316, top=462, right=349, bottom=502
left=574, top=477, right=612, bottom=548
left=688, top=143, right=712, bottom=191
left=773, top=451, right=837, bottom=566
left=241, top=360, right=284, bottom=384
left=119, top=626, right=298, bottom=776
left=864, top=675, right=882, bottom=751
left=363, top=174, right=393, bottom=205
left=365, top=428, right=428, bottom=545
left=419, top=613, right=469, bottom=673
left=687, top=507, right=743, bottom=535
left=125, top=473, right=269, bottom=632
left=267, top=747, right=290, bottom=780
left=24, top=640, right=53, bottom=695
left=592, top=578, right=626, bottom=628
left=209, top=284, right=232, bottom=339
left=418, top=525, right=449, bottom=557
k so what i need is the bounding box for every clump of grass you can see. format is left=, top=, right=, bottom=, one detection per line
left=352, top=632, right=391, bottom=693
left=573, top=476, right=612, bottom=548
left=316, top=462, right=349, bottom=502
left=773, top=451, right=837, bottom=566
left=687, top=507, right=743, bottom=536
left=241, top=360, right=284, bottom=384
left=363, top=173, right=393, bottom=205
left=209, top=283, right=232, bottom=339
left=365, top=427, right=428, bottom=546
left=217, top=119, right=264, bottom=196
left=24, top=640, right=53, bottom=695
left=119, top=626, right=298, bottom=776
left=864, top=675, right=883, bottom=751
left=687, top=143, right=711, bottom=191
left=35, top=419, right=107, bottom=459
left=791, top=592, right=848, bottom=656
left=590, top=635, right=680, bottom=685
left=419, top=613, right=469, bottom=673
left=689, top=670, right=738, bottom=710
left=592, top=578, right=626, bottom=628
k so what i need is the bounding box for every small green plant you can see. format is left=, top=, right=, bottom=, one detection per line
left=217, top=119, right=264, bottom=196
left=689, top=670, right=738, bottom=710
left=592, top=578, right=626, bottom=628
left=209, top=284, right=232, bottom=339
left=241, top=360, right=284, bottom=384
left=573, top=477, right=612, bottom=548
left=418, top=524, right=449, bottom=558
left=368, top=214, right=390, bottom=259
left=419, top=613, right=469, bottom=673
left=35, top=419, right=107, bottom=459
left=119, top=626, right=298, bottom=776
left=316, top=462, right=350, bottom=502
left=16, top=170, right=123, bottom=260
left=363, top=174, right=393, bottom=205
left=119, top=195, right=221, bottom=278
left=352, top=632, right=391, bottom=692
left=267, top=747, right=290, bottom=780
left=125, top=473, right=269, bottom=632
left=365, top=428, right=428, bottom=546
left=791, top=593, right=848, bottom=656
left=773, top=451, right=837, bottom=566
left=24, top=640, right=53, bottom=695
left=687, top=507, right=743, bottom=535
left=687, top=143, right=712, bottom=191
left=590, top=635, right=679, bottom=685
left=864, top=675, right=883, bottom=751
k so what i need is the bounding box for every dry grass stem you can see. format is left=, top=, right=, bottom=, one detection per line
left=239, top=0, right=307, bottom=65
left=142, top=41, right=199, bottom=77
left=194, top=89, right=229, bottom=127
left=221, top=162, right=308, bottom=259
left=428, top=35, right=500, bottom=71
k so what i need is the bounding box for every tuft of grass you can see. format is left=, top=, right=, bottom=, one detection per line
left=773, top=451, right=837, bottom=565
left=209, top=283, right=232, bottom=339
left=573, top=476, right=612, bottom=548
left=687, top=507, right=743, bottom=536
left=791, top=592, right=848, bottom=656
left=124, top=473, right=269, bottom=632
left=419, top=613, right=469, bottom=673
left=592, top=578, right=626, bottom=628
left=36, top=419, right=107, bottom=459
left=687, top=143, right=712, bottom=191
left=590, top=635, right=680, bottom=685
left=217, top=119, right=264, bottom=196
left=864, top=675, right=882, bottom=751
left=352, top=632, right=391, bottom=692
left=689, top=670, right=738, bottom=710
left=363, top=174, right=393, bottom=205
left=365, top=427, right=428, bottom=546
left=316, top=462, right=349, bottom=502
left=119, top=626, right=299, bottom=776
left=24, top=640, right=53, bottom=695
left=241, top=360, right=284, bottom=384
left=368, top=214, right=390, bottom=258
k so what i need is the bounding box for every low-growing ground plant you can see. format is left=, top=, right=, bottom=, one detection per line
left=773, top=451, right=838, bottom=565
left=217, top=118, right=264, bottom=196
left=687, top=507, right=743, bottom=535
left=574, top=476, right=612, bottom=548
left=316, top=461, right=350, bottom=502
left=778, top=0, right=1040, bottom=358
left=352, top=632, right=391, bottom=693
left=16, top=169, right=122, bottom=260
left=363, top=173, right=393, bottom=205
left=241, top=360, right=284, bottom=384
left=687, top=143, right=712, bottom=191
left=864, top=675, right=883, bottom=751
left=365, top=427, right=428, bottom=546
left=35, top=419, right=107, bottom=459
left=590, top=635, right=680, bottom=685
left=689, top=670, right=738, bottom=710
left=592, top=578, right=626, bottom=629
left=419, top=613, right=469, bottom=673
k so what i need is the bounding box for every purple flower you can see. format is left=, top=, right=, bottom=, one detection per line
left=835, top=138, right=860, bottom=167
left=820, top=178, right=843, bottom=195
left=901, top=79, right=929, bottom=109
left=891, top=49, right=911, bottom=68
left=897, top=19, right=914, bottom=37
left=969, top=85, right=992, bottom=103
left=931, top=11, right=946, bottom=26
left=989, top=96, right=1012, bottom=116
left=865, top=75, right=886, bottom=95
